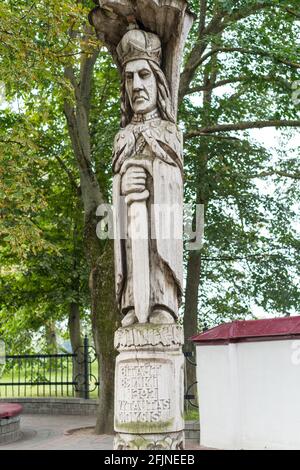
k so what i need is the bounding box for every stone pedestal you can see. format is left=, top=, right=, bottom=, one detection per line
left=114, top=324, right=185, bottom=450
left=0, top=416, right=21, bottom=445
left=0, top=403, right=22, bottom=446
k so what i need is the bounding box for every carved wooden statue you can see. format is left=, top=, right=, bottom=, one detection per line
left=89, top=0, right=194, bottom=451
left=113, top=27, right=183, bottom=327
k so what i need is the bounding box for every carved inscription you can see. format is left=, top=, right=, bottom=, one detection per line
left=117, top=361, right=172, bottom=424
left=115, top=324, right=184, bottom=350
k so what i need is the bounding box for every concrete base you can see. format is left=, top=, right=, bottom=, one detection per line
left=114, top=324, right=185, bottom=450
left=185, top=420, right=200, bottom=442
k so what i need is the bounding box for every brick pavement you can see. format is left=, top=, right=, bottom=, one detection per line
left=0, top=415, right=203, bottom=450
left=1, top=415, right=112, bottom=450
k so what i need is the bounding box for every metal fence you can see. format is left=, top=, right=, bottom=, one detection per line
left=0, top=337, right=197, bottom=406
left=184, top=350, right=198, bottom=409
left=0, top=337, right=98, bottom=399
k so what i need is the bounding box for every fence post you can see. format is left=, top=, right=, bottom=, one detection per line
left=83, top=335, right=90, bottom=400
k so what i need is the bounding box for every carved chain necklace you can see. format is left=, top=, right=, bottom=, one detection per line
left=132, top=109, right=160, bottom=124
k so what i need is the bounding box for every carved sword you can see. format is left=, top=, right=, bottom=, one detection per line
left=121, top=159, right=152, bottom=324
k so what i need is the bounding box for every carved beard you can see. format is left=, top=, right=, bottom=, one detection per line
left=120, top=60, right=175, bottom=128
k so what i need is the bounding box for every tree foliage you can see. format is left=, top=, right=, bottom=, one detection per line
left=0, top=0, right=299, bottom=420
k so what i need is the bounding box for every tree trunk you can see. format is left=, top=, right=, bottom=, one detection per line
left=88, top=238, right=120, bottom=434
left=45, top=321, right=57, bottom=354
left=63, top=45, right=121, bottom=433
left=68, top=302, right=85, bottom=398
left=183, top=251, right=201, bottom=402
left=182, top=46, right=219, bottom=403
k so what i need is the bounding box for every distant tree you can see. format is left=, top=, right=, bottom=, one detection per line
left=180, top=0, right=300, bottom=388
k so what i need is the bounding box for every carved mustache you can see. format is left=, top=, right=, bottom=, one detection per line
left=133, top=90, right=150, bottom=102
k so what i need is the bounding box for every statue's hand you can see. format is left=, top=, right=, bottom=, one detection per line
left=121, top=166, right=147, bottom=196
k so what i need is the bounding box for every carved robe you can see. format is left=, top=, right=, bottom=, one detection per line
left=112, top=116, right=183, bottom=318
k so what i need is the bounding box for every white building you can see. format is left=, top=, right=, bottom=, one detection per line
left=192, top=317, right=300, bottom=450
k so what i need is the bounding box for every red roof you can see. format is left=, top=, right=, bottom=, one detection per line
left=191, top=316, right=300, bottom=345
left=0, top=403, right=22, bottom=419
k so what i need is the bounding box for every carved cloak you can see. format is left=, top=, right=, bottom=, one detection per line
left=112, top=118, right=183, bottom=312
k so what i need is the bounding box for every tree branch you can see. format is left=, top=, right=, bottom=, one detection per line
left=179, top=1, right=276, bottom=101
left=219, top=2, right=274, bottom=28
left=202, top=252, right=292, bottom=262
left=53, top=155, right=81, bottom=193
left=185, top=120, right=300, bottom=139
left=283, top=7, right=300, bottom=19
left=198, top=0, right=207, bottom=35
left=79, top=23, right=100, bottom=110
left=248, top=170, right=300, bottom=180
left=194, top=47, right=300, bottom=69
left=0, top=139, right=24, bottom=147
left=194, top=134, right=241, bottom=142
left=187, top=74, right=291, bottom=94
left=64, top=66, right=80, bottom=100
left=80, top=49, right=99, bottom=116
left=64, top=52, right=104, bottom=213
left=188, top=77, right=245, bottom=94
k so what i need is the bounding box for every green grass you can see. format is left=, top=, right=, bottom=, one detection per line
left=0, top=361, right=99, bottom=399
left=184, top=407, right=199, bottom=422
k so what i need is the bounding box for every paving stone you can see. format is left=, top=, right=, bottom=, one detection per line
left=0, top=414, right=206, bottom=450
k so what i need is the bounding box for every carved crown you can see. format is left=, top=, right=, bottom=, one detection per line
left=117, top=28, right=162, bottom=67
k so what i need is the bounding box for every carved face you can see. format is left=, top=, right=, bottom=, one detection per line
left=125, top=59, right=158, bottom=115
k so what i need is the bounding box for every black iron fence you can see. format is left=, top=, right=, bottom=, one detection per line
left=0, top=336, right=99, bottom=399
left=1, top=337, right=197, bottom=406
left=184, top=350, right=198, bottom=409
